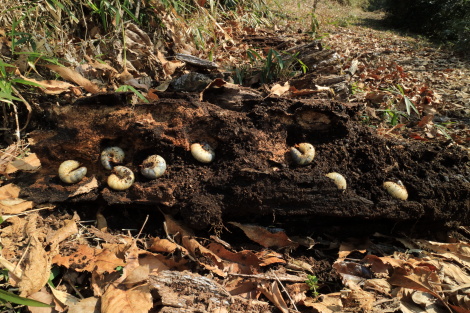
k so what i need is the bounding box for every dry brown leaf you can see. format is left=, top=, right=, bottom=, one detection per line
left=28, top=288, right=58, bottom=313
left=115, top=241, right=140, bottom=284
left=157, top=51, right=184, bottom=78
left=47, top=219, right=79, bottom=255
left=19, top=76, right=75, bottom=95
left=148, top=237, right=179, bottom=254
left=0, top=197, right=34, bottom=214
left=285, top=283, right=309, bottom=303
left=338, top=238, right=370, bottom=260
left=139, top=251, right=188, bottom=272
left=363, top=254, right=405, bottom=274
left=88, top=61, right=118, bottom=76
left=256, top=250, right=286, bottom=266
left=91, top=271, right=122, bottom=297
left=126, top=23, right=152, bottom=49
left=44, top=64, right=100, bottom=94
left=389, top=267, right=450, bottom=311
left=101, top=283, right=152, bottom=313
left=19, top=235, right=51, bottom=297
left=69, top=177, right=99, bottom=198
left=0, top=183, right=22, bottom=199
left=182, top=236, right=226, bottom=277
left=416, top=239, right=470, bottom=257
left=229, top=222, right=299, bottom=249
left=49, top=286, right=80, bottom=307
left=258, top=280, right=289, bottom=313
left=146, top=88, right=159, bottom=101
left=0, top=255, right=23, bottom=281
left=302, top=293, right=343, bottom=312
left=52, top=245, right=125, bottom=274
left=5, top=153, right=41, bottom=174
left=270, top=82, right=290, bottom=96
left=363, top=278, right=392, bottom=295
left=424, top=259, right=470, bottom=286
left=163, top=213, right=194, bottom=242
left=207, top=242, right=262, bottom=274
left=68, top=297, right=100, bottom=313
left=342, top=282, right=375, bottom=312
left=0, top=144, right=18, bottom=174
left=224, top=277, right=258, bottom=296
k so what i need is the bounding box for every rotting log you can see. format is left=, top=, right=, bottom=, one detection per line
left=19, top=92, right=470, bottom=234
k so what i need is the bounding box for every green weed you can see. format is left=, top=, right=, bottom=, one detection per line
left=86, top=0, right=140, bottom=32
left=235, top=48, right=308, bottom=85
left=305, top=274, right=320, bottom=297
left=115, top=85, right=149, bottom=103
left=434, top=123, right=453, bottom=140
left=375, top=84, right=419, bottom=126
left=376, top=108, right=407, bottom=126
left=350, top=82, right=364, bottom=94
left=384, top=84, right=419, bottom=116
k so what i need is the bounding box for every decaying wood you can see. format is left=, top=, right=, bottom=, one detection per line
left=20, top=92, right=470, bottom=234
left=175, top=53, right=218, bottom=70
left=150, top=270, right=271, bottom=312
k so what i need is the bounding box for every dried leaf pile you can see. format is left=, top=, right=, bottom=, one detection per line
left=2, top=190, right=470, bottom=312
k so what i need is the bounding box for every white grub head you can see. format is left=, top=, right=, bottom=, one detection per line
left=325, top=172, right=347, bottom=190
left=383, top=181, right=408, bottom=200
left=191, top=142, right=215, bottom=163
left=291, top=143, right=315, bottom=165
left=101, top=146, right=125, bottom=170
left=108, top=166, right=135, bottom=190
left=141, top=155, right=167, bottom=179
left=58, top=160, right=87, bottom=184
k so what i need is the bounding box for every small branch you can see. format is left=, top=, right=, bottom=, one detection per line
left=11, top=85, right=32, bottom=132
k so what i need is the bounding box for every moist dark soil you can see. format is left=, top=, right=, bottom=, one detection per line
left=17, top=89, right=470, bottom=239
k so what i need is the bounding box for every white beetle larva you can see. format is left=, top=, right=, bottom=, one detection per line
left=291, top=143, right=315, bottom=165
left=107, top=166, right=135, bottom=190
left=141, top=155, right=166, bottom=179
left=325, top=172, right=347, bottom=190
left=383, top=181, right=408, bottom=200
left=58, top=160, right=87, bottom=184
left=191, top=142, right=215, bottom=163
left=101, top=147, right=125, bottom=170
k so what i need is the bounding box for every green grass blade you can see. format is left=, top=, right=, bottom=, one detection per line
left=115, top=85, right=149, bottom=103
left=0, top=91, right=22, bottom=101
left=0, top=289, right=52, bottom=307
left=0, top=61, right=17, bottom=68
left=404, top=96, right=419, bottom=115
left=10, top=79, right=42, bottom=88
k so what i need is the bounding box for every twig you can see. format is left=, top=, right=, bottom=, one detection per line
left=11, top=85, right=32, bottom=132
left=13, top=238, right=32, bottom=275
left=135, top=0, right=141, bottom=19
left=2, top=206, right=55, bottom=220
left=227, top=272, right=306, bottom=282
left=135, top=214, right=149, bottom=239
left=64, top=280, right=85, bottom=300
left=271, top=270, right=299, bottom=312
left=11, top=103, right=21, bottom=146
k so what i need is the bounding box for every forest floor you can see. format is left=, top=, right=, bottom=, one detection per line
left=0, top=1, right=469, bottom=312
